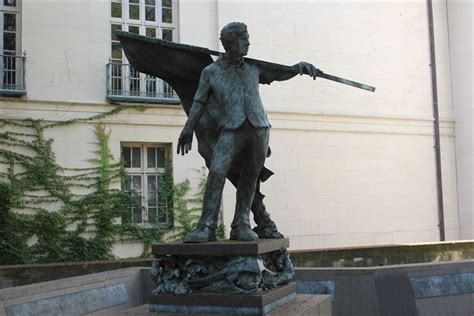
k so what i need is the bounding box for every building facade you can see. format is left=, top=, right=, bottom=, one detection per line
left=0, top=0, right=472, bottom=257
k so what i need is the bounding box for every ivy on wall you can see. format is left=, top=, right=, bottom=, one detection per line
left=168, top=167, right=226, bottom=241
left=0, top=107, right=199, bottom=264
left=0, top=106, right=225, bottom=265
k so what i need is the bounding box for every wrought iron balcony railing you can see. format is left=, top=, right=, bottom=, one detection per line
left=106, top=62, right=180, bottom=104
left=0, top=54, right=26, bottom=96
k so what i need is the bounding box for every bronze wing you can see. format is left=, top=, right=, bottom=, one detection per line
left=116, top=31, right=274, bottom=182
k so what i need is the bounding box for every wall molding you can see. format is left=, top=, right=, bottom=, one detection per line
left=0, top=99, right=455, bottom=137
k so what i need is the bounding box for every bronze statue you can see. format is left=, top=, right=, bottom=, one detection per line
left=176, top=22, right=319, bottom=242
left=117, top=22, right=374, bottom=243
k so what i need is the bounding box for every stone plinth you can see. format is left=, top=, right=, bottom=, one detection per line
left=152, top=238, right=290, bottom=256
left=150, top=283, right=296, bottom=315
left=149, top=238, right=295, bottom=315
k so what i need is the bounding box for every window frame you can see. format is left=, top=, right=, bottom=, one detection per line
left=108, top=0, right=179, bottom=101
left=0, top=0, right=21, bottom=55
left=121, top=142, right=171, bottom=227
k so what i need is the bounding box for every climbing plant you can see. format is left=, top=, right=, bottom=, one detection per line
left=0, top=107, right=186, bottom=264
left=167, top=167, right=226, bottom=241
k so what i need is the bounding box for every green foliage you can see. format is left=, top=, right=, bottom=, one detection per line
left=0, top=107, right=163, bottom=264
left=167, top=168, right=226, bottom=241
left=0, top=106, right=213, bottom=264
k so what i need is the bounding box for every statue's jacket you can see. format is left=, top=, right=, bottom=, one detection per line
left=193, top=56, right=271, bottom=130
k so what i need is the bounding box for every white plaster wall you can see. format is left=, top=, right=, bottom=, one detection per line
left=447, top=0, right=473, bottom=239
left=216, top=1, right=454, bottom=118
left=179, top=0, right=219, bottom=49
left=217, top=0, right=460, bottom=248
left=21, top=0, right=219, bottom=103
left=1, top=1, right=463, bottom=256
left=0, top=100, right=206, bottom=187
left=22, top=0, right=110, bottom=103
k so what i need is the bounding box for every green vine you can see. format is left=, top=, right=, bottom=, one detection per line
left=0, top=105, right=214, bottom=264
left=0, top=106, right=199, bottom=264
left=167, top=168, right=225, bottom=241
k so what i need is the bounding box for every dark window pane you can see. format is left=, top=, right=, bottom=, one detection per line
left=147, top=147, right=156, bottom=168
left=111, top=2, right=122, bottom=18
left=110, top=60, right=122, bottom=77
left=4, top=14, right=15, bottom=32
left=146, top=78, right=156, bottom=96
left=131, top=191, right=142, bottom=208
left=3, top=71, right=16, bottom=85
left=3, top=33, right=15, bottom=52
left=157, top=148, right=165, bottom=168
left=132, top=175, right=142, bottom=190
left=130, top=0, right=139, bottom=3
left=129, top=4, right=140, bottom=19
left=4, top=0, right=15, bottom=6
left=123, top=175, right=131, bottom=190
left=148, top=175, right=157, bottom=190
left=132, top=147, right=141, bottom=168
left=128, top=26, right=139, bottom=34
left=148, top=192, right=157, bottom=207
left=2, top=54, right=14, bottom=69
left=148, top=207, right=157, bottom=223
left=145, top=0, right=155, bottom=5
left=162, top=8, right=172, bottom=23
left=162, top=29, right=172, bottom=41
left=146, top=27, right=156, bottom=38
left=111, top=43, right=122, bottom=60
left=145, top=6, right=155, bottom=21
left=111, top=24, right=122, bottom=41
left=122, top=146, right=131, bottom=167
left=163, top=0, right=172, bottom=7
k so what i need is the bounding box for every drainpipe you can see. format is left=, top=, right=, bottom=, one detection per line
left=427, top=0, right=446, bottom=241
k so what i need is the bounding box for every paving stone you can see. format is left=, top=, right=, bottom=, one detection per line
left=81, top=281, right=106, bottom=291
left=33, top=290, right=61, bottom=301
left=3, top=294, right=35, bottom=307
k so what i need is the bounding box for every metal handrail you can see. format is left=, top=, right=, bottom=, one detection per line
left=106, top=62, right=179, bottom=103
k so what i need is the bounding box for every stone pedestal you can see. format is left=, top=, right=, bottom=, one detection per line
left=149, top=239, right=295, bottom=315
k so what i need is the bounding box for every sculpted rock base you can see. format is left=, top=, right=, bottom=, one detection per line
left=149, top=238, right=296, bottom=315
left=151, top=248, right=293, bottom=295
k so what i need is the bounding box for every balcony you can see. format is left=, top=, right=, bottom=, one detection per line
left=106, top=62, right=180, bottom=104
left=0, top=54, right=26, bottom=97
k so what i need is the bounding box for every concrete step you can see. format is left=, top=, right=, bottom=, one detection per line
left=121, top=304, right=154, bottom=315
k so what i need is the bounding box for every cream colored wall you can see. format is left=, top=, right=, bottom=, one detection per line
left=447, top=0, right=473, bottom=239
left=0, top=0, right=464, bottom=256
left=21, top=0, right=219, bottom=103
left=22, top=0, right=109, bottom=103
left=217, top=0, right=460, bottom=249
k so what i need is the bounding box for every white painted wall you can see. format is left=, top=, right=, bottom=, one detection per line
left=0, top=0, right=466, bottom=257
left=217, top=0, right=459, bottom=248
left=447, top=0, right=473, bottom=239
left=22, top=0, right=110, bottom=103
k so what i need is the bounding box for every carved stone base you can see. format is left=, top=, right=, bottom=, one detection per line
left=150, top=239, right=294, bottom=296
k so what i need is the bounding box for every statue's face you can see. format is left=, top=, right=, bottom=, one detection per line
left=229, top=31, right=250, bottom=57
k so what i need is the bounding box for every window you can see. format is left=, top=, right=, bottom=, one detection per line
left=0, top=0, right=25, bottom=95
left=121, top=143, right=171, bottom=225
left=108, top=0, right=178, bottom=101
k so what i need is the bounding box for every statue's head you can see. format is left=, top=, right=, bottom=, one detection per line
left=220, top=22, right=249, bottom=56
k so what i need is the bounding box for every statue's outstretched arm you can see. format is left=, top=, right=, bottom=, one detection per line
left=253, top=60, right=320, bottom=85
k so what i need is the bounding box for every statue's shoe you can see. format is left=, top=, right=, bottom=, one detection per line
left=230, top=226, right=258, bottom=241
left=183, top=226, right=217, bottom=243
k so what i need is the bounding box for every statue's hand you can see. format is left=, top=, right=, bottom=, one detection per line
left=297, top=62, right=320, bottom=80
left=177, top=128, right=193, bottom=155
